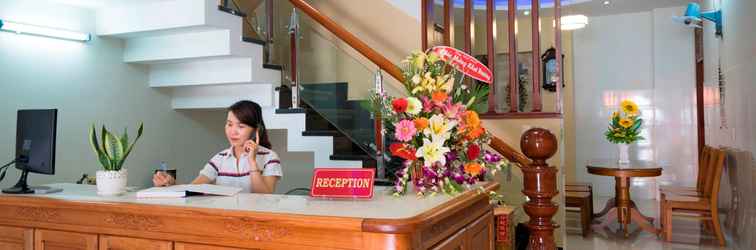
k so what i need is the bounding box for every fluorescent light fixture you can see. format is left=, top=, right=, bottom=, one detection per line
left=561, top=15, right=589, bottom=30
left=0, top=19, right=91, bottom=42
left=603, top=1, right=611, bottom=5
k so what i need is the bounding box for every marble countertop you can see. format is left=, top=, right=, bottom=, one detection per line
left=1, top=183, right=488, bottom=220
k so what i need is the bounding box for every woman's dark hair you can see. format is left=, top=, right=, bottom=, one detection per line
left=228, top=100, right=272, bottom=149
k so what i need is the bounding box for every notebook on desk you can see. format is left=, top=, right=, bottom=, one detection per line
left=136, top=184, right=242, bottom=198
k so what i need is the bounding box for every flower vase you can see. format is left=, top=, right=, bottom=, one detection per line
left=618, top=144, right=630, bottom=164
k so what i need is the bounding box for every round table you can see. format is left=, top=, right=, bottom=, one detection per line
left=587, top=159, right=662, bottom=237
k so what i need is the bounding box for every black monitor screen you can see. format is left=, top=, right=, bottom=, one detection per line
left=16, top=109, right=57, bottom=175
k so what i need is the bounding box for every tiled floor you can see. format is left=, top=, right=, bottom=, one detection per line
left=565, top=196, right=731, bottom=249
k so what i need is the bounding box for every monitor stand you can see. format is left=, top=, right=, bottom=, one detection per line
left=2, top=169, right=33, bottom=194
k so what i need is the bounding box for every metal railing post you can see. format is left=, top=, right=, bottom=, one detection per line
left=373, top=69, right=385, bottom=179
left=288, top=9, right=300, bottom=109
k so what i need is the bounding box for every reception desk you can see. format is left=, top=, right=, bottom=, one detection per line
left=0, top=182, right=498, bottom=250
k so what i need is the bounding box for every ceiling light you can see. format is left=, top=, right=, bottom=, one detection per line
left=0, top=19, right=91, bottom=42
left=561, top=15, right=589, bottom=30
left=603, top=1, right=611, bottom=5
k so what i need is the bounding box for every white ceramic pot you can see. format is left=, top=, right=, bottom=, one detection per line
left=96, top=169, right=128, bottom=196
left=618, top=144, right=630, bottom=164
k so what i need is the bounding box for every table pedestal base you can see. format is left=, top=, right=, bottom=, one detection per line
left=592, top=181, right=659, bottom=237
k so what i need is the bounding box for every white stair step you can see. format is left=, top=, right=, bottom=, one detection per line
left=124, top=29, right=257, bottom=63
left=263, top=110, right=363, bottom=168
left=149, top=57, right=279, bottom=87
left=171, top=83, right=274, bottom=109
left=97, top=0, right=239, bottom=38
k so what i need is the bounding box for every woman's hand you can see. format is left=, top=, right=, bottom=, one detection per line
left=152, top=172, right=175, bottom=187
left=243, top=130, right=261, bottom=171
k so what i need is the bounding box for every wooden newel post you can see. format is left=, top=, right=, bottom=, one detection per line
left=520, top=128, right=559, bottom=250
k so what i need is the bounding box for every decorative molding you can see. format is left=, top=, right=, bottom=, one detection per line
left=104, top=213, right=163, bottom=231
left=225, top=218, right=289, bottom=241
left=16, top=207, right=59, bottom=222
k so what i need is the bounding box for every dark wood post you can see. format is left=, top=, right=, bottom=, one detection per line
left=520, top=128, right=559, bottom=250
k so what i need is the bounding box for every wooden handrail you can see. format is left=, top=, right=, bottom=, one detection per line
left=489, top=136, right=531, bottom=167
left=288, top=0, right=405, bottom=83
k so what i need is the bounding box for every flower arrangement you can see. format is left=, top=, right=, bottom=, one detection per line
left=604, top=99, right=643, bottom=144
left=370, top=49, right=510, bottom=196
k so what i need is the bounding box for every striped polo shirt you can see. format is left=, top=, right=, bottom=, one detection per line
left=198, top=146, right=283, bottom=193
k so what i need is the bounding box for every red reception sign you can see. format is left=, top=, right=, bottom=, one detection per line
left=310, top=168, right=375, bottom=199
left=430, top=46, right=493, bottom=84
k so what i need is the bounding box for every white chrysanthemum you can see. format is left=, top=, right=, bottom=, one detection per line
left=406, top=97, right=422, bottom=115
left=411, top=74, right=421, bottom=84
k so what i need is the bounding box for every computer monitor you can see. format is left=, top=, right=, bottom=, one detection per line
left=2, top=109, right=57, bottom=194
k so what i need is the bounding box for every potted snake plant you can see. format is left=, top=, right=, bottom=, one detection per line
left=89, top=123, right=143, bottom=196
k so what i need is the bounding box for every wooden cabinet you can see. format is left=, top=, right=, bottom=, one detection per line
left=0, top=225, right=32, bottom=250
left=175, top=243, right=255, bottom=250
left=34, top=230, right=97, bottom=250
left=465, top=212, right=494, bottom=250
left=99, top=236, right=171, bottom=250
left=430, top=229, right=466, bottom=250
left=431, top=212, right=494, bottom=250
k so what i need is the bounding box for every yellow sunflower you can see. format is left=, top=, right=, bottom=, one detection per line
left=621, top=100, right=639, bottom=115
left=619, top=118, right=634, bottom=128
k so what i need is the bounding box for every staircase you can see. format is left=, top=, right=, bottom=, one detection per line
left=94, top=0, right=361, bottom=168
left=299, top=83, right=377, bottom=168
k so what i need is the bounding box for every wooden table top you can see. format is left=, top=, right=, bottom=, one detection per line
left=587, top=159, right=662, bottom=178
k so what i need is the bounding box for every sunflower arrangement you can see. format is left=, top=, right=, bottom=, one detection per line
left=605, top=99, right=644, bottom=144
left=369, top=50, right=510, bottom=197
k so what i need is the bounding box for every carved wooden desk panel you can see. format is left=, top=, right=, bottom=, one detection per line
left=0, top=183, right=497, bottom=250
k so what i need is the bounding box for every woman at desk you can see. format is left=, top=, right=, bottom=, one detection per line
left=152, top=100, right=282, bottom=193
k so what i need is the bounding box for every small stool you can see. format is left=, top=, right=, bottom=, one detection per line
left=566, top=191, right=593, bottom=237
left=565, top=182, right=594, bottom=237
left=565, top=182, right=594, bottom=216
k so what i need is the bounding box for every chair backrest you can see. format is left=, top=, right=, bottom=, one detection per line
left=696, top=146, right=713, bottom=193
left=705, top=148, right=727, bottom=210
left=701, top=146, right=719, bottom=196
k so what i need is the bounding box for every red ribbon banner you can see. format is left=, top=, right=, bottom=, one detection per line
left=430, top=46, right=493, bottom=84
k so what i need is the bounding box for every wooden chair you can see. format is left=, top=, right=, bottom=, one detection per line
left=565, top=182, right=593, bottom=237
left=660, top=147, right=727, bottom=246
left=659, top=146, right=712, bottom=195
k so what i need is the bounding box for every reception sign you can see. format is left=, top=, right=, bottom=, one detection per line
left=430, top=46, right=493, bottom=84
left=310, top=168, right=375, bottom=199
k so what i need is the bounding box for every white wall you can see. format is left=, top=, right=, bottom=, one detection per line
left=573, top=6, right=696, bottom=198
left=0, top=0, right=229, bottom=189
left=385, top=0, right=420, bottom=21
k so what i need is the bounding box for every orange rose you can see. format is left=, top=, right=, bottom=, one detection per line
left=431, top=91, right=448, bottom=103
left=464, top=162, right=483, bottom=177
left=466, top=126, right=485, bottom=140
left=414, top=117, right=429, bottom=130
left=463, top=110, right=481, bottom=128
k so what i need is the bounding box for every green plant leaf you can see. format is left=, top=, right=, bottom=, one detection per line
left=121, top=127, right=129, bottom=153
left=630, top=119, right=643, bottom=131
left=89, top=125, right=111, bottom=170
left=121, top=123, right=144, bottom=169
left=103, top=129, right=124, bottom=170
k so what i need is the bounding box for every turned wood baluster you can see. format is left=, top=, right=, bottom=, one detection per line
left=520, top=128, right=559, bottom=250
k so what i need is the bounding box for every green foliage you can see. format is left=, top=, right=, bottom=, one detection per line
left=89, top=123, right=144, bottom=171
left=604, top=114, right=643, bottom=144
